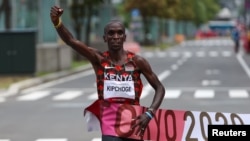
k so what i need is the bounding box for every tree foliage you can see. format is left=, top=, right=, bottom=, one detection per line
left=121, top=0, right=221, bottom=44
left=123, top=0, right=221, bottom=34
left=123, top=0, right=181, bottom=19
left=69, top=0, right=103, bottom=60
left=123, top=0, right=220, bottom=23
left=123, top=0, right=181, bottom=44
left=70, top=0, right=103, bottom=42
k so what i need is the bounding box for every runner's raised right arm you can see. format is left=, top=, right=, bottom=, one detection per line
left=50, top=6, right=99, bottom=63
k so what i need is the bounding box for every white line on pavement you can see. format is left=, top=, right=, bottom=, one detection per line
left=91, top=138, right=101, bottom=141
left=229, top=90, right=249, bottom=98
left=0, top=97, right=6, bottom=103
left=21, top=70, right=94, bottom=93
left=209, top=51, right=219, bottom=57
left=164, top=90, right=181, bottom=99
left=88, top=92, right=98, bottom=100
left=36, top=139, right=67, bottom=141
left=17, top=91, right=50, bottom=101
left=237, top=54, right=250, bottom=79
left=222, top=51, right=232, bottom=57
left=194, top=90, right=215, bottom=99
left=141, top=70, right=171, bottom=98
left=53, top=91, right=83, bottom=101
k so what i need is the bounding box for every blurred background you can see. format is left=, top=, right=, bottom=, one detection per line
left=0, top=0, right=249, bottom=75
left=1, top=1, right=250, bottom=141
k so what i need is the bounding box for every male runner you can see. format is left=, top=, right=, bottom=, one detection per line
left=50, top=5, right=165, bottom=141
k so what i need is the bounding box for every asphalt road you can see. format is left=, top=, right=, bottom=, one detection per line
left=1, top=38, right=250, bottom=141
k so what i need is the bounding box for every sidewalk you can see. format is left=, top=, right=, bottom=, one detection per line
left=0, top=63, right=92, bottom=98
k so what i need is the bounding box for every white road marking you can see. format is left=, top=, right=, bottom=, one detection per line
left=0, top=139, right=10, bottom=141
left=21, top=69, right=94, bottom=93
left=202, top=80, right=210, bottom=86
left=141, top=70, right=171, bottom=98
left=171, top=64, right=178, bottom=70
left=194, top=90, right=214, bottom=99
left=164, top=90, right=181, bottom=99
left=202, top=80, right=221, bottom=86
left=210, top=80, right=221, bottom=85
left=144, top=52, right=154, bottom=58
left=17, top=91, right=50, bottom=101
left=1, top=88, right=249, bottom=104
left=183, top=51, right=192, bottom=58
left=237, top=54, right=250, bottom=79
left=229, top=90, right=249, bottom=98
left=196, top=51, right=205, bottom=57
left=209, top=51, right=219, bottom=57
left=53, top=91, right=83, bottom=101
left=91, top=138, right=101, bottom=141
left=169, top=52, right=180, bottom=58
left=36, top=139, right=67, bottom=141
left=222, top=51, right=232, bottom=57
left=0, top=97, right=6, bottom=103
left=205, top=69, right=220, bottom=75
left=156, top=51, right=167, bottom=58
left=52, top=103, right=85, bottom=108
left=177, top=59, right=184, bottom=65
left=88, top=92, right=98, bottom=100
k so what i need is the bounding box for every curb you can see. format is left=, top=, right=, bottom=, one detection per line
left=2, top=64, right=92, bottom=97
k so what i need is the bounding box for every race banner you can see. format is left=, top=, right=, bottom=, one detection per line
left=84, top=103, right=250, bottom=141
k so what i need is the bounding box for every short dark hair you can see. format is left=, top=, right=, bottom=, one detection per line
left=104, top=19, right=125, bottom=34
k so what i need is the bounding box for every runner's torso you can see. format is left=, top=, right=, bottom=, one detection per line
left=96, top=51, right=143, bottom=105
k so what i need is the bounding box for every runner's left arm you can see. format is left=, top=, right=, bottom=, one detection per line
left=136, top=55, right=165, bottom=110
left=131, top=55, right=165, bottom=137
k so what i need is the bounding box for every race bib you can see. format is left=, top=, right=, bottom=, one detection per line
left=103, top=80, right=135, bottom=99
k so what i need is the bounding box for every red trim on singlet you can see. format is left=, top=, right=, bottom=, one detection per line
left=96, top=51, right=143, bottom=105
left=105, top=97, right=139, bottom=105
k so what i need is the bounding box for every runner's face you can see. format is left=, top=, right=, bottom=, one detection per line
left=104, top=23, right=126, bottom=50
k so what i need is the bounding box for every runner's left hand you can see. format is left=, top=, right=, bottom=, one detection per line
left=131, top=113, right=151, bottom=137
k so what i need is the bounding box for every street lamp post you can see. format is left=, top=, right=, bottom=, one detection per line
left=244, top=0, right=250, bottom=28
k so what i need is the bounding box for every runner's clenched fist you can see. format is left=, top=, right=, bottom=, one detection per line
left=50, top=6, right=63, bottom=26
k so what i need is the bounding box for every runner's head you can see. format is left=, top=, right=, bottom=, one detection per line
left=103, top=20, right=126, bottom=50
left=104, top=20, right=125, bottom=35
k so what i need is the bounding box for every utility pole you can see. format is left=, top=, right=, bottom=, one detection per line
left=0, top=0, right=11, bottom=30
left=244, top=0, right=250, bottom=28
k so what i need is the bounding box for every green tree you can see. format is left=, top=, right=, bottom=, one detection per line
left=203, top=0, right=221, bottom=20
left=122, top=0, right=185, bottom=45
left=124, top=0, right=173, bottom=45
left=174, top=0, right=220, bottom=28
left=70, top=0, right=103, bottom=60
left=121, top=0, right=220, bottom=44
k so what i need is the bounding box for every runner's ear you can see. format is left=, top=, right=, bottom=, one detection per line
left=103, top=35, right=107, bottom=42
left=123, top=34, right=126, bottom=42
